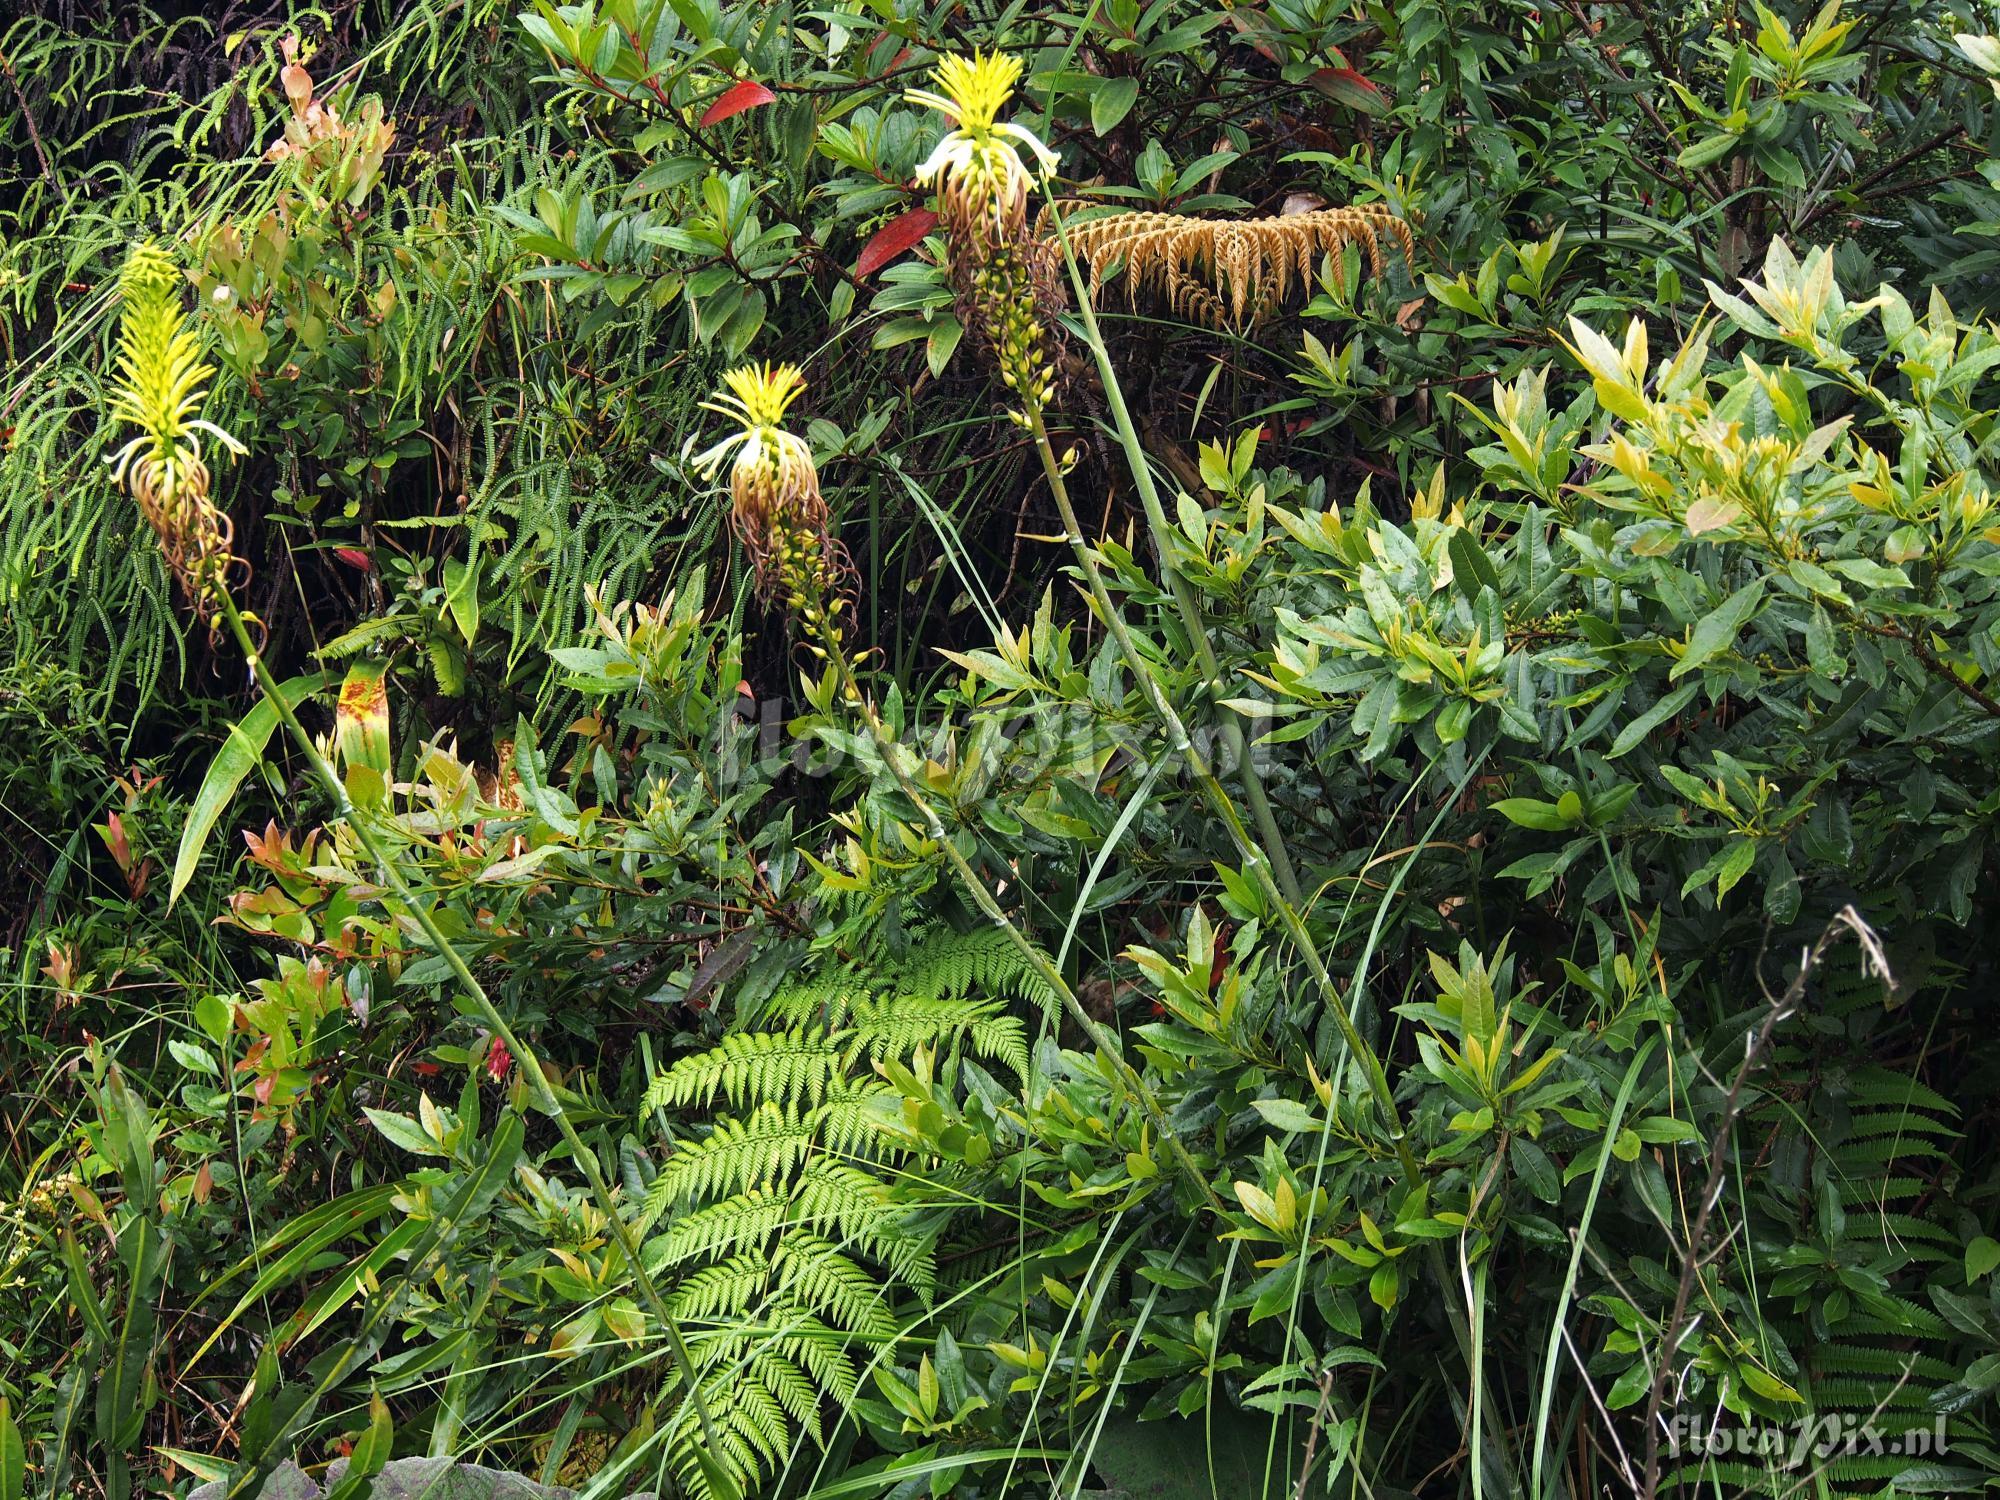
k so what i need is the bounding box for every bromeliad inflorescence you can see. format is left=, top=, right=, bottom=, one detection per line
left=909, top=51, right=1066, bottom=413
left=697, top=362, right=849, bottom=651
left=910, top=52, right=1059, bottom=254
left=104, top=241, right=248, bottom=619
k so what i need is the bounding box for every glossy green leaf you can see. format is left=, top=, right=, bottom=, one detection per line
left=170, top=673, right=328, bottom=907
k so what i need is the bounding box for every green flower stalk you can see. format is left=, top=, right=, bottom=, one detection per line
left=103, top=241, right=733, bottom=1494
left=909, top=54, right=1308, bottom=902
left=905, top=57, right=1409, bottom=1169
left=709, top=361, right=1219, bottom=1209
left=104, top=241, right=248, bottom=616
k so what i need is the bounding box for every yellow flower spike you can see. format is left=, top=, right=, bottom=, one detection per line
left=695, top=362, right=835, bottom=605
left=105, top=242, right=247, bottom=504
left=695, top=362, right=820, bottom=527
left=701, top=360, right=807, bottom=433
left=909, top=51, right=1059, bottom=246
left=103, top=240, right=249, bottom=616
left=907, top=51, right=1025, bottom=136
left=903, top=51, right=1074, bottom=408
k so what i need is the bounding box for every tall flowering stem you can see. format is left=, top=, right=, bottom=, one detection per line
left=703, top=364, right=1218, bottom=1210
left=102, top=243, right=733, bottom=1493
left=909, top=54, right=1419, bottom=1176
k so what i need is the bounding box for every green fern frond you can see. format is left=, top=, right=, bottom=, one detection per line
left=775, top=1231, right=898, bottom=1338
left=1850, top=1212, right=1958, bottom=1249
left=1832, top=1175, right=1930, bottom=1206
left=897, top=921, right=1057, bottom=1012
left=749, top=1346, right=827, bottom=1443
left=773, top=1318, right=861, bottom=1404
left=1840, top=1072, right=1959, bottom=1117
left=793, top=1161, right=937, bottom=1293
left=1809, top=1345, right=1959, bottom=1384
left=652, top=1104, right=818, bottom=1205
left=644, top=1028, right=847, bottom=1112
left=1824, top=1297, right=1952, bottom=1340
left=635, top=925, right=1039, bottom=1500
left=668, top=1370, right=790, bottom=1499
left=763, top=922, right=1056, bottom=1029
left=1842, top=1112, right=1960, bottom=1140
left=644, top=1187, right=790, bottom=1260
left=762, top=969, right=878, bottom=1028
left=815, top=1081, right=902, bottom=1160
left=851, top=994, right=1029, bottom=1077
left=1831, top=1135, right=1953, bottom=1168
left=670, top=1253, right=773, bottom=1324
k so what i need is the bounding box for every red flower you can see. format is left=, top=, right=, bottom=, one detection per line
left=486, top=1037, right=513, bottom=1082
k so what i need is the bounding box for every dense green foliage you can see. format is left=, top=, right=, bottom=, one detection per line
left=7, top=1, right=2000, bottom=1497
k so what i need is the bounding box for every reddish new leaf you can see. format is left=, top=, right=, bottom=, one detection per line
left=1307, top=67, right=1388, bottom=114
left=866, top=31, right=912, bottom=71
left=700, top=79, right=775, bottom=128
left=855, top=208, right=938, bottom=279
left=1224, top=9, right=1284, bottom=65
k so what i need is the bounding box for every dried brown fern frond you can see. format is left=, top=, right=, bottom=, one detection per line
left=1041, top=202, right=1414, bottom=330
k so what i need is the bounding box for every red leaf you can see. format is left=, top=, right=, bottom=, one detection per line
left=1224, top=8, right=1284, bottom=64
left=866, top=32, right=911, bottom=71
left=855, top=208, right=938, bottom=279
left=700, top=79, right=776, bottom=128
left=1307, top=66, right=1388, bottom=114
left=104, top=811, right=132, bottom=872
left=333, top=546, right=373, bottom=571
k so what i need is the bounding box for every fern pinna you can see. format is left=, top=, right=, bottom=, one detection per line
left=1663, top=961, right=1987, bottom=1495
left=629, top=926, right=1039, bottom=1498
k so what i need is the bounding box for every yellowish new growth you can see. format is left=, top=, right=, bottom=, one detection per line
left=1045, top=202, right=1415, bottom=330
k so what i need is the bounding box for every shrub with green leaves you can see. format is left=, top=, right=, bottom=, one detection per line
left=9, top=2, right=2000, bottom=1498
